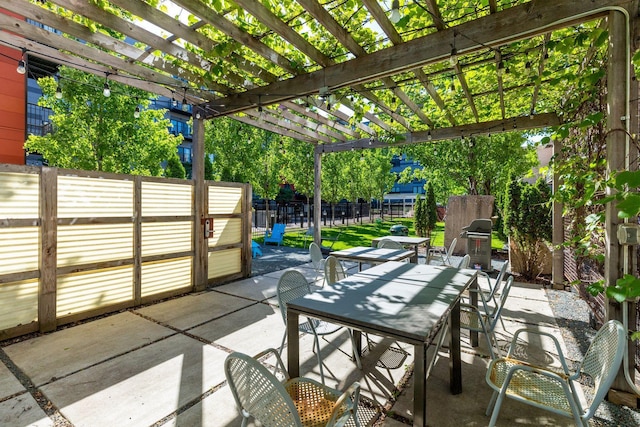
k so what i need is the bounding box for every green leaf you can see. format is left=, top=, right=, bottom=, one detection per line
left=615, top=170, right=640, bottom=189
left=616, top=194, right=640, bottom=218
left=605, top=285, right=627, bottom=303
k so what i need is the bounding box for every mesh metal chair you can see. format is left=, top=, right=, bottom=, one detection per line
left=457, top=254, right=471, bottom=269
left=376, top=239, right=404, bottom=249
left=323, top=255, right=348, bottom=284
left=309, top=242, right=326, bottom=287
left=485, top=319, right=626, bottom=427
left=478, top=261, right=509, bottom=302
left=428, top=237, right=457, bottom=266
left=277, top=270, right=342, bottom=383
left=225, top=348, right=361, bottom=427
left=459, top=275, right=514, bottom=359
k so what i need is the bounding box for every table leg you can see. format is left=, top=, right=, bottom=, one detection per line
left=449, top=301, right=462, bottom=394
left=413, top=343, right=427, bottom=427
left=287, top=310, right=300, bottom=378
left=353, top=330, right=362, bottom=357
left=470, top=276, right=479, bottom=347
left=411, top=244, right=418, bottom=263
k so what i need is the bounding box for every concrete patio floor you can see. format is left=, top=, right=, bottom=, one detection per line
left=0, top=259, right=612, bottom=426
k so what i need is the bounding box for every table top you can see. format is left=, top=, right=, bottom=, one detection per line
left=287, top=261, right=477, bottom=343
left=330, top=246, right=414, bottom=263
left=371, top=236, right=430, bottom=246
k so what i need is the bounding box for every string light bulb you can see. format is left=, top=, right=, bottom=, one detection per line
left=16, top=49, right=26, bottom=74
left=134, top=105, right=140, bottom=119
left=16, top=59, right=26, bottom=74
left=171, top=94, right=177, bottom=108
left=449, top=32, right=458, bottom=66
left=389, top=0, right=401, bottom=24
left=497, top=60, right=505, bottom=77
left=55, top=85, right=63, bottom=99
left=181, top=97, right=188, bottom=112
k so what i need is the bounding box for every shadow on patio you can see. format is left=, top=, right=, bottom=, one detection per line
left=0, top=254, right=636, bottom=426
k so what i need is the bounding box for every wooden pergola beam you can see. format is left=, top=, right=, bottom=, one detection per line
left=317, top=113, right=561, bottom=154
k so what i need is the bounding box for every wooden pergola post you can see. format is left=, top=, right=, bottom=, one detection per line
left=313, top=145, right=322, bottom=245
left=552, top=140, right=564, bottom=290
left=192, top=115, right=207, bottom=291
left=605, top=8, right=636, bottom=400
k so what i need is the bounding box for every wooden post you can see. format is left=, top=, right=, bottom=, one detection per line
left=313, top=145, right=322, bottom=245
left=133, top=176, right=142, bottom=305
left=552, top=140, right=564, bottom=290
left=605, top=9, right=635, bottom=397
left=192, top=115, right=207, bottom=291
left=39, top=167, right=57, bottom=332
left=243, top=183, right=253, bottom=277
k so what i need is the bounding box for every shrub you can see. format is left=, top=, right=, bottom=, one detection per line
left=503, top=177, right=552, bottom=280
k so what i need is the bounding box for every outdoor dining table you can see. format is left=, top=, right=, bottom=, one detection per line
left=286, top=261, right=478, bottom=427
left=330, top=246, right=414, bottom=271
left=371, top=235, right=431, bottom=263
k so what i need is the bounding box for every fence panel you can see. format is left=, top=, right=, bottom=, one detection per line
left=0, top=165, right=250, bottom=340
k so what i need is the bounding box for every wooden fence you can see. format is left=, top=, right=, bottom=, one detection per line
left=0, top=164, right=251, bottom=340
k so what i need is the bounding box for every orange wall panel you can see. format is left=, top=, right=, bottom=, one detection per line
left=0, top=43, right=26, bottom=165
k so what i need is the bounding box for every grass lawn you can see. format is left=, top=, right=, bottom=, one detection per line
left=275, top=218, right=505, bottom=251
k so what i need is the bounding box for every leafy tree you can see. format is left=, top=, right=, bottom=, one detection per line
left=204, top=155, right=215, bottom=181
left=503, top=177, right=552, bottom=280
left=280, top=139, right=314, bottom=224
left=366, top=148, right=397, bottom=219
left=164, top=154, right=186, bottom=179
left=25, top=67, right=181, bottom=176
left=414, top=194, right=426, bottom=237
left=401, top=133, right=537, bottom=204
left=425, top=182, right=438, bottom=237
left=321, top=150, right=348, bottom=225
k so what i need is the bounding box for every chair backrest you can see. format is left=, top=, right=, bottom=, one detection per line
left=225, top=351, right=302, bottom=427
left=488, top=262, right=509, bottom=300
left=377, top=239, right=404, bottom=249
left=309, top=242, right=324, bottom=271
left=446, top=237, right=458, bottom=260
left=272, top=223, right=286, bottom=237
left=457, top=254, right=471, bottom=269
left=487, top=276, right=514, bottom=330
left=580, top=319, right=626, bottom=421
left=324, top=255, right=347, bottom=285
left=305, top=226, right=315, bottom=237
left=276, top=270, right=311, bottom=324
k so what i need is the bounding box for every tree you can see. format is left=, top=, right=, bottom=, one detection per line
left=204, top=155, right=215, bottom=181
left=25, top=67, right=182, bottom=176
left=425, top=182, right=438, bottom=237
left=401, top=133, right=537, bottom=204
left=503, top=177, right=552, bottom=280
left=321, top=150, right=348, bottom=225
left=280, top=139, right=314, bottom=224
left=414, top=194, right=426, bottom=237
left=164, top=154, right=186, bottom=179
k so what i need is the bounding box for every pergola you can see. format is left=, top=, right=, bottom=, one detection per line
left=1, top=0, right=639, bottom=397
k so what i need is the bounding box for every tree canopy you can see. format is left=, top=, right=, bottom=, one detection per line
left=25, top=67, right=182, bottom=176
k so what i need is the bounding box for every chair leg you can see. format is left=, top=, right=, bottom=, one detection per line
left=312, top=333, right=326, bottom=385
left=485, top=391, right=498, bottom=416
left=488, top=387, right=508, bottom=426
left=426, top=317, right=449, bottom=378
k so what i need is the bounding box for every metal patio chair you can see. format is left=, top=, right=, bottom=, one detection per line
left=309, top=242, right=326, bottom=287
left=376, top=239, right=404, bottom=249
left=457, top=254, right=471, bottom=269
left=427, top=237, right=457, bottom=266
left=485, top=319, right=625, bottom=427
left=277, top=270, right=343, bottom=384
left=225, top=348, right=361, bottom=427
left=459, top=275, right=514, bottom=359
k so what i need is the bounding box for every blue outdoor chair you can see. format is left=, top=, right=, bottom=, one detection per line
left=264, top=223, right=285, bottom=246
